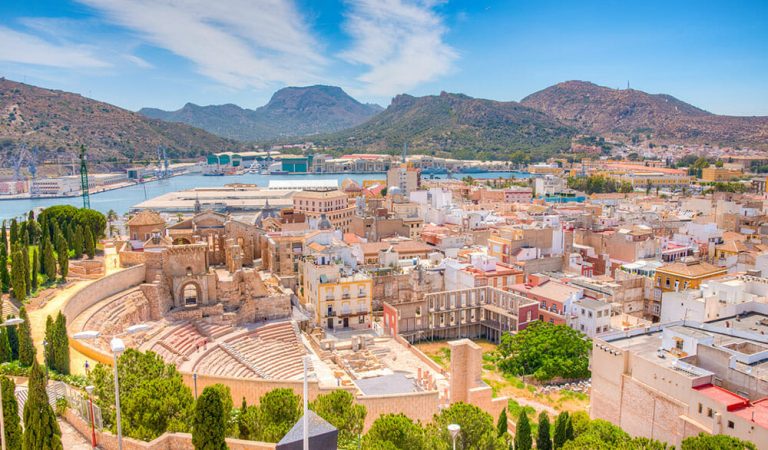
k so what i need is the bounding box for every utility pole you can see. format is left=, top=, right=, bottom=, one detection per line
left=79, top=145, right=91, bottom=209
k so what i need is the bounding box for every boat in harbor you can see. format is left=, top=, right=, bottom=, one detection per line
left=458, top=166, right=489, bottom=173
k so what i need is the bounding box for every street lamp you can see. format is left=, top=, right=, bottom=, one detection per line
left=448, top=423, right=461, bottom=450
left=85, top=385, right=97, bottom=450
left=0, top=318, right=24, bottom=450
left=72, top=323, right=150, bottom=450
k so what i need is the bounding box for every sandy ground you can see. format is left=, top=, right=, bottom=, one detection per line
left=27, top=279, right=96, bottom=376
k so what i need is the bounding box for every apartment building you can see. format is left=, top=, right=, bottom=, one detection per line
left=508, top=275, right=584, bottom=326
left=302, top=255, right=372, bottom=330
left=293, top=189, right=355, bottom=232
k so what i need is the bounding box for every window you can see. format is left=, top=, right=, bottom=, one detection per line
left=698, top=403, right=703, bottom=414
left=359, top=315, right=365, bottom=324
left=727, top=420, right=734, bottom=429
left=675, top=339, right=684, bottom=350
left=707, top=408, right=714, bottom=418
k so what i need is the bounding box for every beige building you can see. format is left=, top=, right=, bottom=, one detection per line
left=591, top=316, right=768, bottom=448
left=386, top=164, right=420, bottom=196
left=293, top=189, right=355, bottom=232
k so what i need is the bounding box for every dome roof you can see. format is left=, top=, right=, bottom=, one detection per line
left=388, top=186, right=403, bottom=196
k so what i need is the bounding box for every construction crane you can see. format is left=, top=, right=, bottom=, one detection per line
left=79, top=145, right=90, bottom=209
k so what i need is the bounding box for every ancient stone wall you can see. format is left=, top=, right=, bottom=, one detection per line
left=61, top=265, right=146, bottom=324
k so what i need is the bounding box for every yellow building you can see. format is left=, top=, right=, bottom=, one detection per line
left=701, top=166, right=743, bottom=182
left=292, top=189, right=355, bottom=232
left=302, top=256, right=372, bottom=330
left=609, top=171, right=692, bottom=189
left=654, top=258, right=727, bottom=293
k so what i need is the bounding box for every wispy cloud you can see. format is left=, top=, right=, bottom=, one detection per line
left=77, top=0, right=327, bottom=89
left=340, top=0, right=457, bottom=96
left=0, top=26, right=109, bottom=69
left=123, top=54, right=153, bottom=69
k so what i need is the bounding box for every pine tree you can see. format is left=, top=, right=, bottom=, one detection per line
left=1, top=376, right=22, bottom=450
left=55, top=235, right=68, bottom=280
left=17, top=307, right=35, bottom=367
left=497, top=407, right=507, bottom=437
left=537, top=412, right=552, bottom=450
left=192, top=386, right=228, bottom=450
left=54, top=312, right=70, bottom=375
left=72, top=226, right=84, bottom=259
left=84, top=226, right=96, bottom=259
left=21, top=246, right=30, bottom=296
left=10, top=250, right=26, bottom=302
left=7, top=315, right=19, bottom=361
left=44, top=315, right=55, bottom=369
left=514, top=410, right=532, bottom=450
left=43, top=240, right=56, bottom=281
left=30, top=248, right=39, bottom=291
left=22, top=361, right=62, bottom=450
left=553, top=412, right=570, bottom=449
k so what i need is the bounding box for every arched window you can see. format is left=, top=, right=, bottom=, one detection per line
left=183, top=284, right=198, bottom=306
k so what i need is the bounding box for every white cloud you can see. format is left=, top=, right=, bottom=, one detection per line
left=123, top=54, right=153, bottom=69
left=0, top=26, right=110, bottom=69
left=77, top=0, right=327, bottom=89
left=340, top=0, right=457, bottom=96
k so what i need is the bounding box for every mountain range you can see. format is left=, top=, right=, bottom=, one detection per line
left=140, top=85, right=382, bottom=141
left=0, top=78, right=245, bottom=170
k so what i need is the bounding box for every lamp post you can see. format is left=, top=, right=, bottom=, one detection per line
left=85, top=385, right=97, bottom=450
left=72, top=323, right=150, bottom=450
left=0, top=318, right=23, bottom=450
left=448, top=423, right=461, bottom=450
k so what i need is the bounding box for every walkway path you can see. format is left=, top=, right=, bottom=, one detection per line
left=26, top=279, right=95, bottom=376
left=59, top=418, right=94, bottom=450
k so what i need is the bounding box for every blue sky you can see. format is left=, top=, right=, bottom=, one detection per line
left=1, top=0, right=766, bottom=115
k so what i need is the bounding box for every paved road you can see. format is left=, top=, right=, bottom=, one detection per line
left=60, top=418, right=94, bottom=449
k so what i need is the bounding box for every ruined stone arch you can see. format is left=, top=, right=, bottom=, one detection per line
left=180, top=281, right=202, bottom=307
left=173, top=237, right=191, bottom=245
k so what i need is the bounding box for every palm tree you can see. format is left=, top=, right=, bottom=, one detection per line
left=106, top=209, right=118, bottom=237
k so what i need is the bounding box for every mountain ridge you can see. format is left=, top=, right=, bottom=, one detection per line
left=139, top=85, right=383, bottom=142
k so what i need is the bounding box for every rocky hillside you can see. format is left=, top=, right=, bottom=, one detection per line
left=0, top=78, right=245, bottom=170
left=521, top=81, right=768, bottom=148
left=312, top=91, right=574, bottom=160
left=140, top=85, right=382, bottom=141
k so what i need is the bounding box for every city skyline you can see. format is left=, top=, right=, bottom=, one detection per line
left=0, top=0, right=766, bottom=116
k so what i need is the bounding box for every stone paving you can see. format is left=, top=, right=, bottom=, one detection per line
left=59, top=418, right=94, bottom=450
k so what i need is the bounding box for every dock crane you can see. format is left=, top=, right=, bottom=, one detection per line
left=79, top=145, right=90, bottom=209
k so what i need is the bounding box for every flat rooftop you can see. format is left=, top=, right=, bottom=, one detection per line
left=708, top=312, right=768, bottom=336
left=132, top=186, right=295, bottom=212
left=354, top=373, right=421, bottom=396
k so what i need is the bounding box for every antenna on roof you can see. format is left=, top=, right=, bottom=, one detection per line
left=627, top=80, right=630, bottom=90
left=402, top=142, right=407, bottom=164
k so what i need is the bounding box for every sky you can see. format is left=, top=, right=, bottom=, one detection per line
left=0, top=0, right=766, bottom=115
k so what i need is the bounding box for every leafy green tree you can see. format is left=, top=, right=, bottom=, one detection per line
left=681, top=433, right=756, bottom=450
left=0, top=376, right=22, bottom=450
left=10, top=250, right=26, bottom=302
left=6, top=315, right=19, bottom=361
left=561, top=418, right=668, bottom=450
left=432, top=402, right=503, bottom=449
left=30, top=248, right=39, bottom=291
left=362, top=414, right=430, bottom=450
left=89, top=349, right=194, bottom=441
left=192, top=386, right=228, bottom=450
left=84, top=226, right=96, bottom=259
left=496, top=407, right=507, bottom=437
left=514, top=410, right=532, bottom=450
left=17, top=307, right=35, bottom=367
left=310, top=389, right=366, bottom=446
left=497, top=322, right=591, bottom=381
left=254, top=388, right=301, bottom=442
left=22, top=361, right=62, bottom=450
left=537, top=412, right=552, bottom=450
left=237, top=397, right=252, bottom=440
left=55, top=234, right=68, bottom=280
left=553, top=412, right=570, bottom=449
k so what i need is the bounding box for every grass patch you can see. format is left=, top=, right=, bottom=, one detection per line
left=427, top=347, right=451, bottom=368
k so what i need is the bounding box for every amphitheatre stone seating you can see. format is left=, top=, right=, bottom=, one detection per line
left=193, top=321, right=308, bottom=380
left=82, top=288, right=151, bottom=336
left=149, top=322, right=209, bottom=364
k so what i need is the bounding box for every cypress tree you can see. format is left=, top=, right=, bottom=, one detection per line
left=192, top=386, right=228, bottom=450
left=22, top=361, right=63, bottom=450
left=54, top=312, right=70, bottom=375
left=537, top=412, right=552, bottom=450
left=43, top=241, right=56, bottom=281
left=55, top=235, right=68, bottom=280
left=0, top=235, right=9, bottom=293
left=7, top=315, right=19, bottom=361
left=514, top=410, right=532, bottom=450
left=10, top=250, right=26, bottom=302
left=564, top=413, right=574, bottom=442
left=1, top=376, right=22, bottom=450
left=0, top=329, right=10, bottom=363
left=44, top=315, right=55, bottom=369
left=553, top=412, right=570, bottom=449
left=17, top=307, right=35, bottom=367
left=9, top=219, right=17, bottom=246
left=72, top=226, right=84, bottom=259
left=21, top=246, right=30, bottom=296
left=497, top=407, right=507, bottom=437
left=1, top=221, right=6, bottom=249
left=238, top=397, right=250, bottom=440
left=30, top=248, right=39, bottom=291
left=84, top=226, right=96, bottom=259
